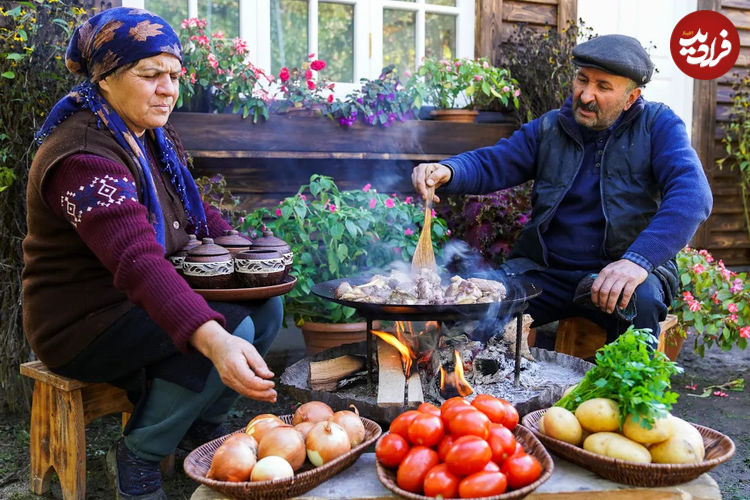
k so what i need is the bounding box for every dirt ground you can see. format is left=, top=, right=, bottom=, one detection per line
left=0, top=326, right=747, bottom=500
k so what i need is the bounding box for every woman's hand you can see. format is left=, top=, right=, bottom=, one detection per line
left=411, top=163, right=452, bottom=203
left=190, top=320, right=277, bottom=402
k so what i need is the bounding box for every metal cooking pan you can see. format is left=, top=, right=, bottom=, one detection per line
left=312, top=277, right=542, bottom=321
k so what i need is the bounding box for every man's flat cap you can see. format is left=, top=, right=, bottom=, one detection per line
left=572, top=34, right=654, bottom=85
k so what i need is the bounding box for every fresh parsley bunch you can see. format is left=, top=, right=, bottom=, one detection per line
left=556, top=327, right=684, bottom=429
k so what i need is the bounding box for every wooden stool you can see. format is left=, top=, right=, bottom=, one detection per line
left=554, top=314, right=680, bottom=360
left=20, top=360, right=135, bottom=500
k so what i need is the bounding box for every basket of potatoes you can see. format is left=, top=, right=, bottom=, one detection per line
left=522, top=398, right=735, bottom=486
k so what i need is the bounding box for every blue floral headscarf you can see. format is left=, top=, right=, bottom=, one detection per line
left=36, top=7, right=206, bottom=249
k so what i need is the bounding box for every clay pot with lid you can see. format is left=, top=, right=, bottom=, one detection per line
left=168, top=234, right=202, bottom=273
left=213, top=229, right=252, bottom=257
left=251, top=230, right=293, bottom=278
left=234, top=249, right=285, bottom=288
left=182, top=237, right=234, bottom=289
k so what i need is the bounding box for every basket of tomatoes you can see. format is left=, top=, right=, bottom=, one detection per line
left=375, top=395, right=553, bottom=499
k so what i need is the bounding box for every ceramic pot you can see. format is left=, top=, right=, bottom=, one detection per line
left=182, top=237, right=234, bottom=289
left=429, top=109, right=479, bottom=123
left=168, top=234, right=202, bottom=273
left=234, top=249, right=285, bottom=288
left=300, top=321, right=373, bottom=355
left=214, top=229, right=252, bottom=257
left=251, top=230, right=293, bottom=278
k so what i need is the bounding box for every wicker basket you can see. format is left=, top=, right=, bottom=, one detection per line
left=184, top=414, right=382, bottom=499
left=375, top=425, right=553, bottom=500
left=521, top=408, right=735, bottom=487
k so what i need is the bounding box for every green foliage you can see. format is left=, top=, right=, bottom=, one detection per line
left=274, top=56, right=334, bottom=113
left=240, top=175, right=449, bottom=325
left=177, top=18, right=273, bottom=122
left=717, top=73, right=750, bottom=241
left=407, top=57, right=520, bottom=111
left=195, top=173, right=243, bottom=227
left=672, top=247, right=749, bottom=356
left=556, top=327, right=683, bottom=429
left=0, top=0, right=88, bottom=412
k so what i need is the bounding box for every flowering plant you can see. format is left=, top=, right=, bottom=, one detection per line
left=240, top=175, right=449, bottom=325
left=327, top=65, right=417, bottom=127
left=274, top=54, right=335, bottom=113
left=673, top=247, right=749, bottom=356
left=177, top=18, right=273, bottom=122
left=408, top=57, right=521, bottom=110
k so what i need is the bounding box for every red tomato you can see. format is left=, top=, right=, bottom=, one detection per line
left=407, top=412, right=444, bottom=447
left=389, top=410, right=420, bottom=440
left=510, top=442, right=525, bottom=458
left=441, top=396, right=470, bottom=410
left=375, top=433, right=410, bottom=469
left=498, top=399, right=519, bottom=430
left=417, top=402, right=441, bottom=417
left=396, top=446, right=440, bottom=493
left=487, top=423, right=517, bottom=465
left=483, top=461, right=501, bottom=472
left=423, top=463, right=460, bottom=498
left=444, top=435, right=492, bottom=476
left=471, top=394, right=506, bottom=424
left=501, top=453, right=542, bottom=490
left=441, top=403, right=477, bottom=426
left=448, top=407, right=490, bottom=440
left=437, top=434, right=457, bottom=462
left=458, top=471, right=508, bottom=498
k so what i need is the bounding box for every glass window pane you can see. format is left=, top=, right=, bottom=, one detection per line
left=271, top=0, right=308, bottom=75
left=383, top=9, right=416, bottom=77
left=197, top=0, right=239, bottom=39
left=145, top=0, right=187, bottom=32
left=319, top=2, right=354, bottom=82
left=428, top=0, right=457, bottom=6
left=425, top=13, right=456, bottom=60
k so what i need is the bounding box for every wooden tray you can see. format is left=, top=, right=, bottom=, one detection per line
left=521, top=408, right=736, bottom=487
left=375, top=425, right=553, bottom=500
left=193, top=276, right=296, bottom=301
left=184, top=414, right=381, bottom=500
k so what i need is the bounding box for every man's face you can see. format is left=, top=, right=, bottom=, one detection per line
left=572, top=67, right=641, bottom=130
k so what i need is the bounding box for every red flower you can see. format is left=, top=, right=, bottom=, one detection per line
left=307, top=80, right=316, bottom=90
left=327, top=94, right=334, bottom=103
left=279, top=67, right=290, bottom=82
left=305, top=69, right=313, bottom=80
left=310, top=59, right=326, bottom=71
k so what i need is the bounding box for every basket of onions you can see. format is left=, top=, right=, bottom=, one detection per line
left=184, top=401, right=382, bottom=499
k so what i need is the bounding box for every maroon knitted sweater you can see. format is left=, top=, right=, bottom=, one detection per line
left=43, top=153, right=231, bottom=355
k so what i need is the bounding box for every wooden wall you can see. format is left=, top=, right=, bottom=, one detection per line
left=474, top=0, right=577, bottom=60
left=693, top=0, right=750, bottom=266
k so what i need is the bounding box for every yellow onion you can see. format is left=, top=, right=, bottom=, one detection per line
left=331, top=404, right=366, bottom=447
left=207, top=433, right=258, bottom=482
left=294, top=421, right=316, bottom=439
left=245, top=416, right=286, bottom=444
left=247, top=413, right=283, bottom=428
left=258, top=425, right=306, bottom=471
left=292, top=401, right=334, bottom=426
left=305, top=420, right=351, bottom=467
left=250, top=455, right=294, bottom=482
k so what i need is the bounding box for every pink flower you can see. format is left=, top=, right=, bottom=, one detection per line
left=728, top=314, right=738, bottom=323
left=310, top=59, right=326, bottom=71
left=404, top=70, right=412, bottom=78
left=305, top=69, right=313, bottom=80
left=712, top=292, right=721, bottom=304
left=298, top=194, right=307, bottom=200
left=385, top=198, right=395, bottom=208
left=279, top=67, right=290, bottom=82
left=431, top=209, right=436, bottom=217
left=473, top=75, right=483, bottom=81
left=727, top=302, right=738, bottom=313
left=308, top=53, right=316, bottom=59
left=369, top=198, right=377, bottom=209
left=328, top=204, right=337, bottom=213
left=482, top=60, right=489, bottom=69
left=207, top=53, right=218, bottom=69
left=731, top=278, right=743, bottom=293
left=275, top=208, right=282, bottom=217
left=685, top=383, right=697, bottom=391
left=233, top=38, right=247, bottom=54
left=404, top=196, right=413, bottom=204
left=514, top=89, right=521, bottom=97
left=190, top=73, right=196, bottom=84
left=682, top=291, right=694, bottom=301
left=713, top=390, right=728, bottom=397
left=180, top=67, right=187, bottom=76
left=212, top=31, right=225, bottom=39
left=693, top=263, right=705, bottom=274
left=197, top=35, right=210, bottom=47
left=404, top=228, right=414, bottom=236
left=307, top=80, right=316, bottom=90
left=362, top=183, right=371, bottom=192
left=502, top=86, right=510, bottom=93
left=689, top=300, right=701, bottom=312
left=722, top=269, right=732, bottom=281
left=740, top=326, right=750, bottom=338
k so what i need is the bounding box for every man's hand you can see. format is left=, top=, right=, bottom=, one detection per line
left=591, top=259, right=648, bottom=314
left=190, top=321, right=277, bottom=402
left=411, top=163, right=452, bottom=203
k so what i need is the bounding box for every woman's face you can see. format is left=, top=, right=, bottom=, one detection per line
left=98, top=53, right=181, bottom=137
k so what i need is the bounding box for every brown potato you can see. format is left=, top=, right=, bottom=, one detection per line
left=649, top=417, right=705, bottom=464
left=543, top=407, right=583, bottom=445
left=575, top=398, right=621, bottom=432
left=583, top=432, right=652, bottom=463
left=622, top=413, right=673, bottom=445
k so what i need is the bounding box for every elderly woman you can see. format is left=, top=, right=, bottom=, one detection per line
left=22, top=8, right=282, bottom=499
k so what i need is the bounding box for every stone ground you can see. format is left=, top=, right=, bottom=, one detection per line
left=0, top=325, right=747, bottom=499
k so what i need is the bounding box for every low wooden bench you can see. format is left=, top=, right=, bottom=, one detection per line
left=554, top=313, right=681, bottom=360
left=20, top=360, right=135, bottom=500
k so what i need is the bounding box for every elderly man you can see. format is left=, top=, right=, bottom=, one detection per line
left=412, top=34, right=712, bottom=347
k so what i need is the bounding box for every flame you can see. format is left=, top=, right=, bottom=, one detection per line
left=439, top=349, right=474, bottom=397
left=372, top=329, right=413, bottom=374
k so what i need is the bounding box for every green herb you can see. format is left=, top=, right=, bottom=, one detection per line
left=555, top=327, right=683, bottom=429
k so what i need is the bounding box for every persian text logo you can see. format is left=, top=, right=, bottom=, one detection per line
left=670, top=10, right=739, bottom=80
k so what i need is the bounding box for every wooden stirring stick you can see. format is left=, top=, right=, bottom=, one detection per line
left=411, top=184, right=437, bottom=272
